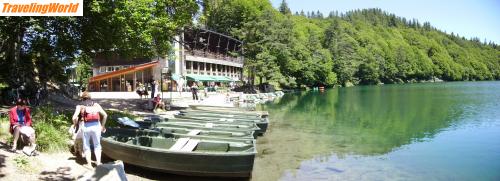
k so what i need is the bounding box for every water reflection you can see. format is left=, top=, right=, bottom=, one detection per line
left=253, top=82, right=500, bottom=181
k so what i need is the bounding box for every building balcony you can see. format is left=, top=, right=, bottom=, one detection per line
left=186, top=50, right=244, bottom=66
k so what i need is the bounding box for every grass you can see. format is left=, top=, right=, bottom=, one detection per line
left=13, top=155, right=30, bottom=169
left=13, top=155, right=39, bottom=173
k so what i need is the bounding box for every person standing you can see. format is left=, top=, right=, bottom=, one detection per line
left=35, top=87, right=41, bottom=106
left=71, top=92, right=108, bottom=168
left=150, top=79, right=156, bottom=99
left=191, top=82, right=199, bottom=100
left=204, top=86, right=208, bottom=98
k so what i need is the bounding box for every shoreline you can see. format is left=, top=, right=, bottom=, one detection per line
left=0, top=90, right=284, bottom=180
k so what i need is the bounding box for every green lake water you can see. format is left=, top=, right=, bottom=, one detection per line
left=252, top=81, right=500, bottom=181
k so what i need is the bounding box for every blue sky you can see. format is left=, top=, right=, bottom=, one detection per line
left=270, top=0, right=500, bottom=44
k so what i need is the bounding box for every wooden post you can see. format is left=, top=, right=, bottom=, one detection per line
left=197, top=62, right=200, bottom=74
left=133, top=71, right=137, bottom=91
left=226, top=39, right=230, bottom=59
left=216, top=34, right=221, bottom=57
left=193, top=28, right=199, bottom=55
left=120, top=75, right=123, bottom=91
left=205, top=32, right=211, bottom=55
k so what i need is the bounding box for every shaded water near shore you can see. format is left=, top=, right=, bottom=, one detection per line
left=252, top=81, right=500, bottom=181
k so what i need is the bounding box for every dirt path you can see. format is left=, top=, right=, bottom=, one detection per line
left=0, top=141, right=246, bottom=181
left=0, top=142, right=89, bottom=180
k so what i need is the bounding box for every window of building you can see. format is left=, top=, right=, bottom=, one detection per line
left=107, top=66, right=113, bottom=72
left=193, top=62, right=198, bottom=70
left=100, top=67, right=106, bottom=73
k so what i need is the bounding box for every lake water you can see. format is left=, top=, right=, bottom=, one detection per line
left=252, top=81, right=500, bottom=181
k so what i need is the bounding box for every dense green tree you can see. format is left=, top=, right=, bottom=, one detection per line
left=278, top=0, right=292, bottom=15
left=0, top=0, right=199, bottom=96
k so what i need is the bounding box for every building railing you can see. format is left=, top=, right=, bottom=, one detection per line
left=187, top=50, right=244, bottom=64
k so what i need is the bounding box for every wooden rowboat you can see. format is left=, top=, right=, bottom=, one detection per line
left=101, top=128, right=256, bottom=177
left=154, top=121, right=261, bottom=138
left=180, top=111, right=265, bottom=119
left=188, top=105, right=268, bottom=117
left=172, top=115, right=268, bottom=135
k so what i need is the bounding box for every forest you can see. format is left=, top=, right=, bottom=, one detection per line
left=202, top=0, right=500, bottom=87
left=0, top=0, right=499, bottom=93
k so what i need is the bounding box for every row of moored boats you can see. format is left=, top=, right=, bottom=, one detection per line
left=101, top=104, right=270, bottom=177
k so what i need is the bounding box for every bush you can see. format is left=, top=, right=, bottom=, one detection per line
left=35, top=122, right=69, bottom=152
left=31, top=105, right=72, bottom=152
left=0, top=115, right=11, bottom=141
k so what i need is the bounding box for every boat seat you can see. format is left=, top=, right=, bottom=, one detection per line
left=205, top=123, right=214, bottom=128
left=187, top=130, right=201, bottom=136
left=219, top=118, right=234, bottom=123
left=159, top=128, right=173, bottom=135
left=151, top=137, right=172, bottom=149
left=196, top=142, right=229, bottom=152
left=180, top=139, right=200, bottom=152
left=169, top=138, right=190, bottom=151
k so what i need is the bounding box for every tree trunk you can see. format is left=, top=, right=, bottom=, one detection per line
left=10, top=20, right=26, bottom=87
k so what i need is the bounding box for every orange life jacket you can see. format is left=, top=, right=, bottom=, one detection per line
left=80, top=103, right=100, bottom=122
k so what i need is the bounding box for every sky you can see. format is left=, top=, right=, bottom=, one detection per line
left=270, top=0, right=500, bottom=44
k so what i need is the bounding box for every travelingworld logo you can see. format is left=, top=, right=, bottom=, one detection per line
left=1, top=0, right=83, bottom=16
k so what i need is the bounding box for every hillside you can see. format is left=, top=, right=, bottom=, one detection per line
left=202, top=0, right=500, bottom=87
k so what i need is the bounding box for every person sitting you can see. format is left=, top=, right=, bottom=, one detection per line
left=9, top=99, right=37, bottom=154
left=136, top=83, right=148, bottom=99
left=153, top=94, right=165, bottom=110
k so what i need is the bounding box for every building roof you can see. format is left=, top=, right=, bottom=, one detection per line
left=93, top=53, right=154, bottom=67
left=89, top=61, right=159, bottom=83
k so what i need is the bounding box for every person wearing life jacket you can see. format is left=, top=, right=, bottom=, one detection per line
left=9, top=98, right=37, bottom=154
left=71, top=92, right=107, bottom=168
left=153, top=93, right=165, bottom=110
